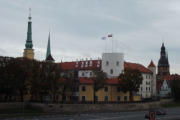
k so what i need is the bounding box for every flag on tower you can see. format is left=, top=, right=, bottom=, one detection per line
left=101, top=37, right=106, bottom=40
left=108, top=34, right=113, bottom=37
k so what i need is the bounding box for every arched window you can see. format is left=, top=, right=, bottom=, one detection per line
left=110, top=69, right=113, bottom=74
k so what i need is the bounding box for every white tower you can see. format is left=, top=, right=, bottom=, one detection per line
left=102, top=53, right=124, bottom=78
left=148, top=60, right=157, bottom=97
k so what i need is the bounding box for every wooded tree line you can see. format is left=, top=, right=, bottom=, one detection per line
left=170, top=75, right=180, bottom=101
left=0, top=57, right=73, bottom=103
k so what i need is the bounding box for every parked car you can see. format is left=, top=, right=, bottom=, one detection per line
left=145, top=109, right=167, bottom=119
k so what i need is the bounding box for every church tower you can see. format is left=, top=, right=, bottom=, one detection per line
left=23, top=9, right=34, bottom=60
left=45, top=32, right=54, bottom=62
left=157, top=43, right=170, bottom=79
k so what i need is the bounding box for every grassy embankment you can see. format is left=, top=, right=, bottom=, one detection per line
left=161, top=101, right=180, bottom=108
left=0, top=105, right=46, bottom=118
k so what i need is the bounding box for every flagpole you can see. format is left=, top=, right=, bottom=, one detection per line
left=112, top=34, right=113, bottom=53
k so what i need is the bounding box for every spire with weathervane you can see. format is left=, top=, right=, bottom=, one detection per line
left=23, top=8, right=34, bottom=60
left=45, top=31, right=54, bottom=62
left=157, top=42, right=170, bottom=79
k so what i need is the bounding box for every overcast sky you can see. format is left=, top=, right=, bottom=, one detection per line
left=0, top=0, right=180, bottom=74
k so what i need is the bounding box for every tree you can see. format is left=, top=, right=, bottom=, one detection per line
left=170, top=75, right=180, bottom=101
left=92, top=70, right=107, bottom=103
left=60, top=70, right=73, bottom=103
left=10, top=58, right=33, bottom=102
left=37, top=61, right=62, bottom=103
left=118, top=68, right=143, bottom=101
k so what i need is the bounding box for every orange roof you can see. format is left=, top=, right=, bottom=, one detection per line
left=59, top=60, right=101, bottom=71
left=124, top=62, right=152, bottom=74
left=157, top=74, right=180, bottom=90
left=79, top=77, right=94, bottom=84
left=59, top=60, right=152, bottom=74
left=161, top=74, right=180, bottom=81
left=60, top=62, right=76, bottom=70
left=148, top=60, right=156, bottom=67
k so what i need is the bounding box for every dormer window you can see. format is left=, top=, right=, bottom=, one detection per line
left=81, top=61, right=84, bottom=68
left=89, top=60, right=92, bottom=66
left=75, top=61, right=78, bottom=68
left=97, top=60, right=100, bottom=67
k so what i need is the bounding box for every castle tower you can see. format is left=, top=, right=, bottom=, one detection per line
left=102, top=52, right=124, bottom=78
left=23, top=9, right=34, bottom=60
left=148, top=60, right=156, bottom=97
left=45, top=32, right=54, bottom=62
left=157, top=43, right=170, bottom=79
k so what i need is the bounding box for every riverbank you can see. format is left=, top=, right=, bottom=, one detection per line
left=0, top=99, right=173, bottom=118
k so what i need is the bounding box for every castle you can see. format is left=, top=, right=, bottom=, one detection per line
left=22, top=10, right=172, bottom=102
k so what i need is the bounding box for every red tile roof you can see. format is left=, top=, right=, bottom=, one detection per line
left=79, top=77, right=94, bottom=84
left=161, top=74, right=180, bottom=81
left=124, top=62, right=152, bottom=74
left=148, top=60, right=156, bottom=67
left=157, top=74, right=180, bottom=91
left=59, top=60, right=152, bottom=74
left=59, top=60, right=101, bottom=71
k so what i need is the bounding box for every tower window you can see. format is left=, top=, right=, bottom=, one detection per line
left=110, top=69, right=113, bottom=74
left=116, top=61, right=119, bottom=66
left=106, top=61, right=109, bottom=66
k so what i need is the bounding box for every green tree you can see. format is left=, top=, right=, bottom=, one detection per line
left=118, top=68, right=143, bottom=101
left=92, top=70, right=107, bottom=103
left=170, top=75, right=180, bottom=101
left=60, top=70, right=73, bottom=103
left=11, top=58, right=33, bottom=102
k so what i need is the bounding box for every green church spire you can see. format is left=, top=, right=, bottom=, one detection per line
left=25, top=8, right=33, bottom=49
left=46, top=32, right=51, bottom=58
left=45, top=31, right=54, bottom=61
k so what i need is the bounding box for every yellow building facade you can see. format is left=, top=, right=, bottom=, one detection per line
left=79, top=84, right=130, bottom=102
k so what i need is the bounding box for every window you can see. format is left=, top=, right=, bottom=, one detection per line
left=106, top=61, right=109, bottom=66
left=124, top=96, right=127, bottom=101
left=110, top=69, right=113, bottom=74
left=104, top=96, right=108, bottom=102
left=116, top=61, right=119, bottom=66
left=149, top=87, right=150, bottom=91
left=117, top=96, right=121, bottom=101
left=117, top=87, right=121, bottom=92
left=89, top=60, right=92, bottom=66
left=146, top=87, right=148, bottom=91
left=82, top=72, right=84, bottom=76
left=95, top=96, right=98, bottom=101
left=90, top=72, right=92, bottom=76
left=82, top=96, right=86, bottom=102
left=81, top=62, right=84, bottom=68
left=104, top=87, right=108, bottom=92
left=62, top=96, right=66, bottom=101
left=141, top=87, right=143, bottom=91
left=82, top=86, right=86, bottom=92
